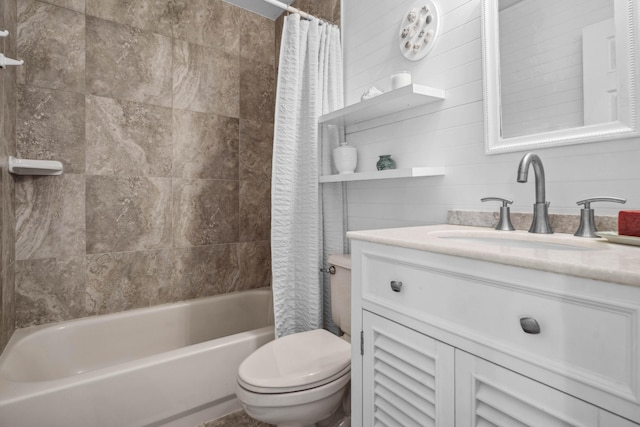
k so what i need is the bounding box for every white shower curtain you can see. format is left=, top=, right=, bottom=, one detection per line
left=271, top=14, right=344, bottom=338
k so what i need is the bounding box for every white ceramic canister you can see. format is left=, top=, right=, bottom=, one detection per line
left=333, top=142, right=357, bottom=174
left=391, top=71, right=412, bottom=89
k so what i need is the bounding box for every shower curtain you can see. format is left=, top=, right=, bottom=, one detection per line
left=271, top=14, right=344, bottom=338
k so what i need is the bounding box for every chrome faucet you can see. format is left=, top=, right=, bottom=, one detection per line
left=517, top=153, right=553, bottom=234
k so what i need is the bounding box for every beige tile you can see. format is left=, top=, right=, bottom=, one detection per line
left=0, top=176, right=16, bottom=348
left=15, top=173, right=86, bottom=260
left=172, top=109, right=239, bottom=179
left=15, top=256, right=87, bottom=328
left=172, top=0, right=240, bottom=52
left=174, top=244, right=239, bottom=299
left=38, top=0, right=85, bottom=13
left=0, top=44, right=16, bottom=154
left=308, top=0, right=339, bottom=23
left=17, top=0, right=85, bottom=92
left=86, top=249, right=176, bottom=314
left=290, top=0, right=308, bottom=12
left=287, top=0, right=340, bottom=25
left=86, top=16, right=172, bottom=107
left=239, top=8, right=275, bottom=66
left=1, top=0, right=18, bottom=58
left=275, top=14, right=284, bottom=70
left=173, top=40, right=240, bottom=117
left=240, top=180, right=270, bottom=242
left=0, top=0, right=16, bottom=351
left=86, top=95, right=172, bottom=177
left=0, top=69, right=15, bottom=159
left=172, top=179, right=239, bottom=247
left=332, top=0, right=341, bottom=26
left=240, top=59, right=275, bottom=124
left=86, top=176, right=172, bottom=253
left=8, top=0, right=281, bottom=334
left=0, top=169, right=16, bottom=349
left=239, top=119, right=273, bottom=181
left=86, top=0, right=174, bottom=37
left=17, top=85, right=86, bottom=174
left=237, top=241, right=270, bottom=290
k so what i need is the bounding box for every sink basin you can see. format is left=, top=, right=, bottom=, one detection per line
left=433, top=231, right=601, bottom=252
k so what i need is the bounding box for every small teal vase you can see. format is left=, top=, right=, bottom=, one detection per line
left=376, top=155, right=396, bottom=171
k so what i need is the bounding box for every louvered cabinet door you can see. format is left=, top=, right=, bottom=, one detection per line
left=455, top=350, right=603, bottom=427
left=362, top=311, right=455, bottom=427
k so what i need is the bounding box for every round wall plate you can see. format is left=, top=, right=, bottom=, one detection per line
left=398, top=0, right=441, bottom=61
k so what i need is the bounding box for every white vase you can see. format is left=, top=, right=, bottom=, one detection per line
left=333, top=143, right=357, bottom=174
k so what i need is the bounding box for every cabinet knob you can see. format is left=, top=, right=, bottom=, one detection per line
left=390, top=281, right=403, bottom=292
left=520, top=317, right=541, bottom=334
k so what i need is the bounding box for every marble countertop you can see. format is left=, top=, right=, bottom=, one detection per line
left=347, top=225, right=640, bottom=287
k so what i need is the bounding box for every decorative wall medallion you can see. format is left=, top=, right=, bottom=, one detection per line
left=398, top=0, right=440, bottom=61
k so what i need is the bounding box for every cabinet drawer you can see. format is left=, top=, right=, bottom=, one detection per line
left=361, top=252, right=640, bottom=405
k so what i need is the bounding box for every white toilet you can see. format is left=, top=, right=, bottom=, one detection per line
left=236, top=254, right=352, bottom=427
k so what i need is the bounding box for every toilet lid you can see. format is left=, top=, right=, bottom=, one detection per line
left=238, top=329, right=351, bottom=393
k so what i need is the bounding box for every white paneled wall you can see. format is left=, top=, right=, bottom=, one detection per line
left=342, top=0, right=640, bottom=232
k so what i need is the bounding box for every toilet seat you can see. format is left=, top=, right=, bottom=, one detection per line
left=237, top=329, right=351, bottom=394
left=239, top=364, right=351, bottom=394
left=236, top=369, right=350, bottom=408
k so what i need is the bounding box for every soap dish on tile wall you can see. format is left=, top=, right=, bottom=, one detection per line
left=398, top=0, right=440, bottom=61
left=8, top=156, right=63, bottom=176
left=0, top=30, right=25, bottom=69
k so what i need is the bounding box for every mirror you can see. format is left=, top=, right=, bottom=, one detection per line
left=482, top=0, right=640, bottom=154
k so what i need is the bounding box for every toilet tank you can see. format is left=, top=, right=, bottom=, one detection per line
left=328, top=254, right=351, bottom=338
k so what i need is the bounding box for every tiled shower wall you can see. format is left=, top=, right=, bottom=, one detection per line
left=13, top=0, right=277, bottom=328
left=0, top=0, right=17, bottom=349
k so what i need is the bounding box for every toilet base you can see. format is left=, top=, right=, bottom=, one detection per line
left=274, top=404, right=350, bottom=427
left=272, top=385, right=351, bottom=427
left=243, top=388, right=346, bottom=427
left=237, top=375, right=350, bottom=427
left=316, top=404, right=351, bottom=427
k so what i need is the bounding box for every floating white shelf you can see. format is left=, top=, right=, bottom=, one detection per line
left=318, top=84, right=445, bottom=127
left=319, top=166, right=445, bottom=183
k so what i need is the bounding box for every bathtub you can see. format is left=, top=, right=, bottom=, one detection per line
left=0, top=287, right=274, bottom=427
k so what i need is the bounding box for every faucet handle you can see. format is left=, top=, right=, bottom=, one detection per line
left=481, top=197, right=512, bottom=207
left=576, top=197, right=627, bottom=209
left=574, top=196, right=626, bottom=238
left=481, top=197, right=515, bottom=231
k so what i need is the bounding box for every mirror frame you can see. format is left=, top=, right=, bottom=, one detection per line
left=482, top=0, right=640, bottom=154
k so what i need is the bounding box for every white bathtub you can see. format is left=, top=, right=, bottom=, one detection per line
left=0, top=287, right=274, bottom=427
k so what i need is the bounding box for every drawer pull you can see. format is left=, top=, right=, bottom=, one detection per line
left=390, top=281, right=403, bottom=292
left=520, top=317, right=541, bottom=334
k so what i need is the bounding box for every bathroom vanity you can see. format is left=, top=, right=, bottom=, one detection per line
left=348, top=225, right=640, bottom=426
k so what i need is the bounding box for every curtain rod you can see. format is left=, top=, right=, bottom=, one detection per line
left=262, top=0, right=319, bottom=22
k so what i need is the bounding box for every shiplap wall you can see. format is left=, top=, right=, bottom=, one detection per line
left=499, top=0, right=613, bottom=137
left=342, top=0, right=640, bottom=232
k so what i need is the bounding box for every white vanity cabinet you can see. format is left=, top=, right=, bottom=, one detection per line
left=362, top=311, right=455, bottom=426
left=455, top=351, right=637, bottom=427
left=350, top=239, right=640, bottom=427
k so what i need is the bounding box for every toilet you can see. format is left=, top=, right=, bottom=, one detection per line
left=236, top=254, right=352, bottom=427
